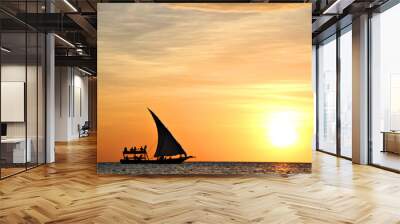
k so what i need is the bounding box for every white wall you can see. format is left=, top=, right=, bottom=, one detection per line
left=55, top=67, right=70, bottom=141
left=72, top=72, right=89, bottom=138
left=1, top=82, right=25, bottom=122
left=55, top=67, right=89, bottom=141
left=1, top=65, right=26, bottom=140
left=1, top=65, right=36, bottom=138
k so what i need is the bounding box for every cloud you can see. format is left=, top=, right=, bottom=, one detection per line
left=98, top=3, right=310, bottom=68
left=98, top=4, right=312, bottom=106
left=165, top=3, right=310, bottom=13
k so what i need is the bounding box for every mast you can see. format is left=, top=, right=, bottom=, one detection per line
left=148, top=108, right=187, bottom=158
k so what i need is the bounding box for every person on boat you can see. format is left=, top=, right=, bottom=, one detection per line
left=123, top=147, right=128, bottom=154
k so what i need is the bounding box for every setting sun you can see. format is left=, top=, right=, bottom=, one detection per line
left=267, top=111, right=299, bottom=148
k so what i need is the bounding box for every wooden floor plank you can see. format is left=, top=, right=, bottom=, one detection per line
left=1, top=135, right=400, bottom=223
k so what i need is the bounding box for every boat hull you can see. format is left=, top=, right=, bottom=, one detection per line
left=120, top=157, right=190, bottom=164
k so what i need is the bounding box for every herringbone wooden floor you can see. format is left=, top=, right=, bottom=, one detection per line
left=1, top=136, right=400, bottom=224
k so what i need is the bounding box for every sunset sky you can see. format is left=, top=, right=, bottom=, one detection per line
left=97, top=3, right=312, bottom=163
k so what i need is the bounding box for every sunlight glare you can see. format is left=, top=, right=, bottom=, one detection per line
left=267, top=111, right=299, bottom=148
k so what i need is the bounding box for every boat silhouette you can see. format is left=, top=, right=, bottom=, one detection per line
left=120, top=108, right=194, bottom=164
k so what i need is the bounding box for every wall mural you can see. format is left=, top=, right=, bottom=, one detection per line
left=97, top=3, right=312, bottom=170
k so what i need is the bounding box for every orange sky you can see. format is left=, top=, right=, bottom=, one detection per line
left=97, top=3, right=312, bottom=163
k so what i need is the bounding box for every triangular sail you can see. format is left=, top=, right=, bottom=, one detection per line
left=148, top=109, right=187, bottom=157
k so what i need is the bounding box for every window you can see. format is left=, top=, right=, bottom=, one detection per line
left=370, top=3, right=400, bottom=171
left=0, top=2, right=47, bottom=179
left=339, top=26, right=352, bottom=158
left=317, top=35, right=337, bottom=154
